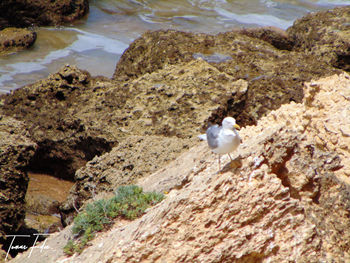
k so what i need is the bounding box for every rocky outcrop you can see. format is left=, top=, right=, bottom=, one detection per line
left=112, top=28, right=340, bottom=126
left=0, top=60, right=245, bottom=181
left=1, top=6, right=346, bottom=185
left=2, top=6, right=349, bottom=233
left=60, top=135, right=192, bottom=225
left=1, top=66, right=114, bottom=180
left=287, top=6, right=350, bottom=72
left=0, top=28, right=36, bottom=54
left=57, top=59, right=248, bottom=224
left=0, top=0, right=89, bottom=29
left=0, top=115, right=37, bottom=260
left=11, top=72, right=350, bottom=263
left=239, top=27, right=294, bottom=51
left=96, top=72, right=349, bottom=262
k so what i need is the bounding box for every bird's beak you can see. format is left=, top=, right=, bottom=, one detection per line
left=234, top=124, right=241, bottom=130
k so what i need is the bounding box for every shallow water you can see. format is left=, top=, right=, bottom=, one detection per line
left=27, top=172, right=74, bottom=203
left=0, top=0, right=348, bottom=93
left=25, top=172, right=75, bottom=232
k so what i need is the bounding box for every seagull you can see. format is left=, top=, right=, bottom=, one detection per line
left=198, top=117, right=241, bottom=170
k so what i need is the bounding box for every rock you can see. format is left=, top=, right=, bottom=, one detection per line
left=60, top=135, right=192, bottom=225
left=1, top=7, right=346, bottom=185
left=287, top=6, right=350, bottom=72
left=24, top=213, right=61, bottom=234
left=0, top=28, right=36, bottom=54
left=0, top=0, right=89, bottom=29
left=53, top=59, right=249, bottom=224
left=112, top=28, right=340, bottom=126
left=2, top=6, right=347, bottom=232
left=1, top=65, right=113, bottom=180
left=13, top=73, right=350, bottom=263
left=76, top=73, right=350, bottom=262
left=0, top=59, right=248, bottom=181
left=0, top=115, right=36, bottom=256
left=26, top=193, right=59, bottom=216
left=239, top=26, right=294, bottom=51
left=117, top=59, right=249, bottom=137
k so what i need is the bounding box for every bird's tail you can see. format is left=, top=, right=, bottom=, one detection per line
left=198, top=134, right=207, bottom=141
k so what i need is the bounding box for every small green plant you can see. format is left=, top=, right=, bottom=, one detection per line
left=64, top=185, right=164, bottom=255
left=63, top=240, right=75, bottom=256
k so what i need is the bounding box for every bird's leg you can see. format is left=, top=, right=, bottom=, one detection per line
left=228, top=153, right=233, bottom=161
left=218, top=154, right=221, bottom=170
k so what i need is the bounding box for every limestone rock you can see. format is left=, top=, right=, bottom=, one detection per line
left=11, top=73, right=350, bottom=263
left=0, top=59, right=248, bottom=181
left=287, top=6, right=350, bottom=72
left=1, top=65, right=113, bottom=180
left=60, top=135, right=191, bottom=225
left=2, top=8, right=346, bottom=183
left=113, top=29, right=340, bottom=126
left=2, top=6, right=350, bottom=262
left=72, top=73, right=350, bottom=262
left=0, top=28, right=36, bottom=54
left=239, top=26, right=294, bottom=51
left=0, top=0, right=89, bottom=29
left=0, top=115, right=36, bottom=255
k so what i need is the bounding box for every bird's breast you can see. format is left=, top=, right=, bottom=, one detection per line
left=212, top=130, right=240, bottom=154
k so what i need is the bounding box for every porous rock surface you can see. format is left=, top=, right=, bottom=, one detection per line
left=287, top=6, right=350, bottom=71
left=1, top=6, right=346, bottom=184
left=60, top=135, right=192, bottom=224
left=0, top=28, right=36, bottom=54
left=58, top=59, right=248, bottom=224
left=11, top=73, right=350, bottom=262
left=0, top=0, right=89, bottom=29
left=1, top=6, right=350, bottom=260
left=1, top=66, right=113, bottom=180
left=113, top=29, right=341, bottom=126
left=0, top=115, right=37, bottom=261
left=73, top=72, right=350, bottom=263
left=113, top=7, right=350, bottom=126
left=0, top=59, right=247, bottom=181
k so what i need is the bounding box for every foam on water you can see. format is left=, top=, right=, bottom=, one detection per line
left=315, top=0, right=350, bottom=7
left=215, top=8, right=294, bottom=29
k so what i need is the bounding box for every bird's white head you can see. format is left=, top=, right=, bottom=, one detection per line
left=222, top=117, right=240, bottom=130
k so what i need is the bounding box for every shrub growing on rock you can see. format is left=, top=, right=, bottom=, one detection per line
left=64, top=185, right=164, bottom=255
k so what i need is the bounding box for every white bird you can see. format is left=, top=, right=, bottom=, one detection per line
left=198, top=117, right=241, bottom=170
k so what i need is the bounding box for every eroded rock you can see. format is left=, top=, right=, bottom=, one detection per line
left=0, top=0, right=89, bottom=29
left=0, top=28, right=36, bottom=54
left=60, top=135, right=191, bottom=225
left=0, top=115, right=37, bottom=259
left=14, top=73, right=350, bottom=263
left=287, top=6, right=350, bottom=72
left=58, top=59, right=249, bottom=224
left=113, top=29, right=340, bottom=126
left=1, top=65, right=113, bottom=180
left=80, top=74, right=350, bottom=262
left=1, top=58, right=248, bottom=182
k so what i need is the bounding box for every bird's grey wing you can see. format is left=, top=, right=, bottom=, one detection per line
left=206, top=125, right=221, bottom=149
